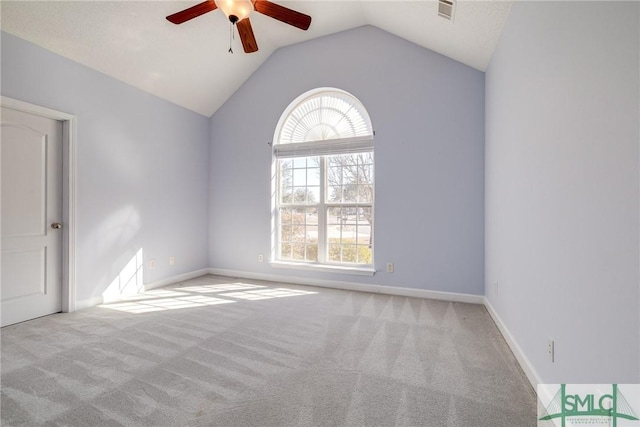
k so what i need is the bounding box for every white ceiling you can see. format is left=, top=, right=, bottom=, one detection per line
left=1, top=1, right=512, bottom=117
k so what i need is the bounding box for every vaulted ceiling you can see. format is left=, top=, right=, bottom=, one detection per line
left=1, top=1, right=512, bottom=117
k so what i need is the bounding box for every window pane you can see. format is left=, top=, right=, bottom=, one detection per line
left=280, top=225, right=292, bottom=242
left=280, top=243, right=292, bottom=259
left=328, top=156, right=342, bottom=168
left=293, top=157, right=307, bottom=168
left=326, top=154, right=374, bottom=205
left=280, top=165, right=293, bottom=182
left=359, top=163, right=374, bottom=184
left=280, top=159, right=293, bottom=169
left=279, top=156, right=320, bottom=206
left=328, top=243, right=341, bottom=262
left=360, top=207, right=372, bottom=222
left=292, top=208, right=305, bottom=224
left=357, top=245, right=372, bottom=264
left=279, top=164, right=293, bottom=204
left=358, top=185, right=373, bottom=203
left=341, top=245, right=357, bottom=263
left=279, top=207, right=319, bottom=262
left=307, top=168, right=320, bottom=186
left=325, top=205, right=373, bottom=265
left=342, top=166, right=356, bottom=185
left=344, top=208, right=358, bottom=226
left=306, top=208, right=318, bottom=225
left=293, top=169, right=306, bottom=187
left=327, top=207, right=342, bottom=225
left=305, top=244, right=318, bottom=262
left=357, top=225, right=371, bottom=245
left=292, top=243, right=305, bottom=261
left=306, top=225, right=318, bottom=241
left=307, top=186, right=320, bottom=204
left=328, top=165, right=342, bottom=184
left=327, top=185, right=341, bottom=203
left=291, top=229, right=305, bottom=242
left=280, top=186, right=293, bottom=204
left=342, top=184, right=358, bottom=203
left=292, top=188, right=307, bottom=203
left=280, top=208, right=292, bottom=223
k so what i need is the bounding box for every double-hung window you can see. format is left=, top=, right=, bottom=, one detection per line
left=273, top=88, right=374, bottom=271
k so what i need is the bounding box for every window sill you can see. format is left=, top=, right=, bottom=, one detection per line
left=270, top=261, right=376, bottom=276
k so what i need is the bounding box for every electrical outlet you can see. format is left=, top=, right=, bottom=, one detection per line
left=169, top=256, right=176, bottom=265
left=386, top=262, right=394, bottom=273
left=548, top=338, right=555, bottom=362
left=258, top=254, right=264, bottom=263
left=149, top=259, right=157, bottom=269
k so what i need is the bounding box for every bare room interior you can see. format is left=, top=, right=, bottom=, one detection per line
left=1, top=0, right=638, bottom=425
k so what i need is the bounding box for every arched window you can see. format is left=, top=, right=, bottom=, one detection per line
left=273, top=88, right=374, bottom=270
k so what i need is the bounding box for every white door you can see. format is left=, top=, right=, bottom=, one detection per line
left=1, top=107, right=63, bottom=327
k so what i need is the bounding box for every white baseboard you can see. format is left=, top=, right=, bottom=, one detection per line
left=75, top=296, right=105, bottom=311
left=144, top=268, right=210, bottom=291
left=484, top=297, right=541, bottom=391
left=207, top=268, right=485, bottom=305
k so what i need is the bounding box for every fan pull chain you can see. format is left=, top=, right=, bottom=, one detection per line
left=228, top=21, right=234, bottom=53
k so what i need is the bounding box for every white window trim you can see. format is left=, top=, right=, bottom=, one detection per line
left=270, top=260, right=376, bottom=276
left=272, top=88, right=375, bottom=274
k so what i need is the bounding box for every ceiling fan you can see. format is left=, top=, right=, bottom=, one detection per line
left=166, top=0, right=312, bottom=54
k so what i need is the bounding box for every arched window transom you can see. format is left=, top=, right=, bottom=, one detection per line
left=277, top=90, right=373, bottom=144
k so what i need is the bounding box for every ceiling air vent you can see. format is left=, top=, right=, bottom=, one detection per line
left=438, top=0, right=455, bottom=20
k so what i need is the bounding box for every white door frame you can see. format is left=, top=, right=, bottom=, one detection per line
left=1, top=96, right=77, bottom=313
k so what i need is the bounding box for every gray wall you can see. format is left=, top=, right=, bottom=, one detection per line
left=485, top=2, right=640, bottom=382
left=209, top=26, right=485, bottom=295
left=1, top=32, right=211, bottom=308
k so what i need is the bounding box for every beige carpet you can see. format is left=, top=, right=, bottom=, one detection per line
left=1, top=275, right=536, bottom=426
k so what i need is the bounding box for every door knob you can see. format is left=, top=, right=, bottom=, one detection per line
left=51, top=222, right=63, bottom=230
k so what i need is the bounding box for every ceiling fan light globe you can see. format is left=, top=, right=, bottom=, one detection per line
left=214, top=0, right=253, bottom=22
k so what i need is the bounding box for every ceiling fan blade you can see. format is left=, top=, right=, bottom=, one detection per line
left=166, top=1, right=218, bottom=24
left=253, top=0, right=311, bottom=30
left=237, top=18, right=259, bottom=53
